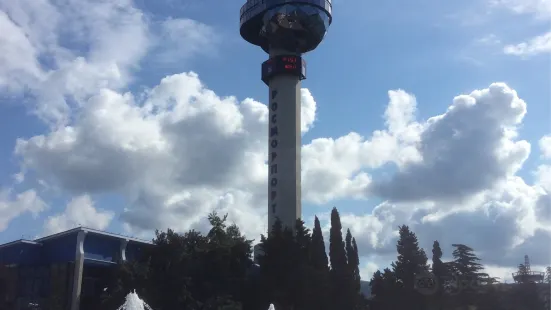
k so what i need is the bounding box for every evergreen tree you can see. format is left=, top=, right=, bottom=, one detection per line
left=257, top=218, right=297, bottom=310
left=430, top=240, right=447, bottom=309
left=329, top=207, right=350, bottom=310
left=370, top=268, right=399, bottom=310
left=310, top=216, right=329, bottom=271
left=450, top=244, right=490, bottom=309
left=431, top=241, right=447, bottom=280
left=545, top=266, right=551, bottom=283
left=293, top=219, right=313, bottom=310
left=101, top=213, right=256, bottom=310
left=345, top=229, right=361, bottom=308
left=329, top=207, right=348, bottom=274
left=512, top=282, right=547, bottom=310
left=351, top=237, right=361, bottom=295
left=309, top=216, right=331, bottom=310
left=391, top=225, right=428, bottom=310
left=450, top=244, right=485, bottom=278
left=369, top=270, right=385, bottom=310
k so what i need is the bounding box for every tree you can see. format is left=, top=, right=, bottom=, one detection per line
left=345, top=229, right=361, bottom=308
left=257, top=218, right=296, bottom=310
left=100, top=210, right=367, bottom=310
left=545, top=266, right=551, bottom=283
left=293, top=219, right=314, bottom=310
left=329, top=207, right=350, bottom=310
left=308, top=216, right=331, bottom=310
left=369, top=268, right=399, bottom=310
left=351, top=237, right=361, bottom=296
left=430, top=240, right=448, bottom=309
left=310, top=216, right=329, bottom=271
left=449, top=244, right=492, bottom=309
left=431, top=241, right=447, bottom=280
left=101, top=213, right=255, bottom=310
left=450, top=244, right=485, bottom=278
left=391, top=225, right=429, bottom=310
left=512, top=282, right=547, bottom=310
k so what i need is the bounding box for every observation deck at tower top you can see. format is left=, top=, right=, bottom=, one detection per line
left=239, top=0, right=332, bottom=20
left=239, top=0, right=333, bottom=54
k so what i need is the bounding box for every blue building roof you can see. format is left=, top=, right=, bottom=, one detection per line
left=0, top=227, right=152, bottom=266
left=33, top=226, right=153, bottom=244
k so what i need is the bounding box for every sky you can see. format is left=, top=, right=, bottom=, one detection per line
left=0, top=0, right=550, bottom=282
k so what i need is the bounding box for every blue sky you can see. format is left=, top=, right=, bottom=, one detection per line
left=0, top=0, right=549, bottom=280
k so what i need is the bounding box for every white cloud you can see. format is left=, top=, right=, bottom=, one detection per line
left=0, top=189, right=46, bottom=232
left=504, top=31, right=551, bottom=56
left=12, top=71, right=549, bottom=270
left=13, top=70, right=324, bottom=239
left=490, top=0, right=551, bottom=19
left=1, top=0, right=549, bottom=278
left=0, top=0, right=217, bottom=126
left=487, top=0, right=551, bottom=57
left=154, top=18, right=219, bottom=65
left=360, top=261, right=379, bottom=280
left=370, top=83, right=529, bottom=203
left=539, top=135, right=551, bottom=158
left=42, top=194, right=114, bottom=236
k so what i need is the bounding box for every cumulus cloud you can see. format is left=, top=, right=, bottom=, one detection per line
left=0, top=189, right=46, bottom=232
left=370, top=83, right=529, bottom=203
left=43, top=195, right=114, bottom=236
left=1, top=0, right=549, bottom=279
left=12, top=71, right=549, bottom=270
left=313, top=84, right=548, bottom=269
left=13, top=71, right=323, bottom=239
left=0, top=0, right=217, bottom=126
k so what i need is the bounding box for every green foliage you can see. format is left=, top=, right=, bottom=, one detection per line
left=101, top=209, right=545, bottom=310
left=101, top=213, right=253, bottom=310
left=450, top=244, right=485, bottom=278
left=329, top=207, right=359, bottom=310
left=310, top=216, right=329, bottom=272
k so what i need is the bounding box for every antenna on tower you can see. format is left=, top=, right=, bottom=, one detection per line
left=524, top=255, right=531, bottom=273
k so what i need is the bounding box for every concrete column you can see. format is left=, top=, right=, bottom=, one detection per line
left=70, top=230, right=87, bottom=310
left=119, top=239, right=129, bottom=263
left=267, top=48, right=302, bottom=232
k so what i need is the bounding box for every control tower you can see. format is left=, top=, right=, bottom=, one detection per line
left=239, top=0, right=333, bottom=232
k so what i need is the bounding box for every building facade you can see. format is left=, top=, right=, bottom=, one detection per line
left=0, top=227, right=151, bottom=310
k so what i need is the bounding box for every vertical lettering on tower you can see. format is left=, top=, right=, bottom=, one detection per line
left=269, top=89, right=279, bottom=219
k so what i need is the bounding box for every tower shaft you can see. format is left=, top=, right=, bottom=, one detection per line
left=239, top=0, right=332, bottom=236
left=267, top=49, right=302, bottom=232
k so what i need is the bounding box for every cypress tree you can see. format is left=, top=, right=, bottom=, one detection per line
left=345, top=229, right=356, bottom=309
left=329, top=207, right=349, bottom=309
left=431, top=240, right=447, bottom=309
left=308, top=216, right=331, bottom=310
left=293, top=219, right=311, bottom=310
left=351, top=237, right=361, bottom=292
left=329, top=207, right=347, bottom=274
left=310, top=216, right=329, bottom=271
left=295, top=219, right=311, bottom=263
